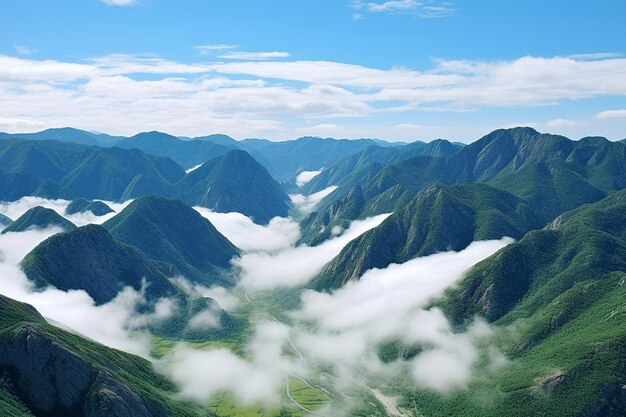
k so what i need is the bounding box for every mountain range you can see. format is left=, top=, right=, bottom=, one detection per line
left=299, top=127, right=626, bottom=245
left=1, top=125, right=626, bottom=416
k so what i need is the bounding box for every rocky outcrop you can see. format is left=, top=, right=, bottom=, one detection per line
left=0, top=325, right=156, bottom=417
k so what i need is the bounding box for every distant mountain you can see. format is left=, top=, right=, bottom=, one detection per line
left=1, top=207, right=76, bottom=234
left=0, top=140, right=289, bottom=223
left=65, top=198, right=114, bottom=216
left=192, top=133, right=240, bottom=147
left=0, top=213, right=12, bottom=229
left=237, top=136, right=388, bottom=182
left=169, top=149, right=290, bottom=224
left=0, top=294, right=210, bottom=417
left=117, top=131, right=236, bottom=169
left=0, top=139, right=186, bottom=202
left=422, top=188, right=626, bottom=417
left=104, top=196, right=239, bottom=285
left=313, top=183, right=541, bottom=290
left=299, top=139, right=463, bottom=195
left=0, top=127, right=120, bottom=147
left=300, top=128, right=626, bottom=244
left=61, top=146, right=184, bottom=201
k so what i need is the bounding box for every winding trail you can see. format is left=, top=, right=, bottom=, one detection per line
left=244, top=290, right=330, bottom=416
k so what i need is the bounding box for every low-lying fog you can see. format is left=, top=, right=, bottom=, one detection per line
left=0, top=195, right=512, bottom=413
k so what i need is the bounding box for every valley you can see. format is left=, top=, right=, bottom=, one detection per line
left=0, top=127, right=625, bottom=417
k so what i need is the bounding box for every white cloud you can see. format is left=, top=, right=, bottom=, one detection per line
left=161, top=321, right=296, bottom=404
left=194, top=44, right=237, bottom=55
left=290, top=186, right=338, bottom=213
left=546, top=118, right=580, bottom=128
left=194, top=285, right=240, bottom=312
left=1, top=53, right=626, bottom=139
left=352, top=0, right=455, bottom=17
left=234, top=213, right=390, bottom=290
left=193, top=208, right=300, bottom=252
left=0, top=196, right=130, bottom=227
left=292, top=238, right=512, bottom=392
left=566, top=52, right=624, bottom=60
left=0, top=55, right=95, bottom=82
left=218, top=51, right=291, bottom=60
left=14, top=45, right=36, bottom=55
left=595, top=109, right=626, bottom=120
left=185, top=163, right=203, bottom=173
left=0, top=227, right=163, bottom=356
left=367, top=0, right=421, bottom=13
left=100, top=0, right=139, bottom=6
left=296, top=170, right=323, bottom=187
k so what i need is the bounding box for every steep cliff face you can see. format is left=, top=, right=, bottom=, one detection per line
left=0, top=326, right=157, bottom=417
left=0, top=294, right=187, bottom=417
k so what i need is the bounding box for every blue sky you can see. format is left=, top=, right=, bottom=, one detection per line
left=1, top=0, right=625, bottom=142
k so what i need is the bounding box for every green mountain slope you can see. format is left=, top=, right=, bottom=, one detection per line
left=65, top=198, right=115, bottom=216
left=0, top=139, right=187, bottom=202
left=0, top=214, right=12, bottom=230
left=1, top=207, right=76, bottom=234
left=61, top=147, right=185, bottom=201
left=413, top=189, right=626, bottom=417
left=104, top=196, right=239, bottom=286
left=238, top=136, right=386, bottom=182
left=19, top=224, right=235, bottom=339
left=300, top=128, right=626, bottom=244
left=170, top=149, right=290, bottom=224
left=313, top=183, right=540, bottom=290
left=300, top=139, right=462, bottom=195
left=20, top=224, right=177, bottom=305
left=0, top=294, right=209, bottom=417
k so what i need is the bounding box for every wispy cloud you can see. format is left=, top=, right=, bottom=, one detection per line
left=218, top=51, right=290, bottom=60
left=14, top=45, right=37, bottom=55
left=194, top=44, right=237, bottom=55
left=351, top=0, right=455, bottom=18
left=545, top=118, right=580, bottom=128
left=566, top=52, right=624, bottom=61
left=100, top=0, right=139, bottom=6
left=595, top=109, right=626, bottom=120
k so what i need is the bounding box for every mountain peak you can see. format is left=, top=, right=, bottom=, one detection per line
left=103, top=196, right=239, bottom=285
left=2, top=206, right=76, bottom=234
left=174, top=149, right=290, bottom=223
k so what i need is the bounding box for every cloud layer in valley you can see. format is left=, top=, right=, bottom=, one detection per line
left=194, top=208, right=300, bottom=252
left=234, top=213, right=391, bottom=290
left=292, top=238, right=512, bottom=392
left=0, top=195, right=514, bottom=406
left=0, top=227, right=154, bottom=355
left=296, top=170, right=322, bottom=187
left=0, top=196, right=131, bottom=227
left=290, top=186, right=338, bottom=214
